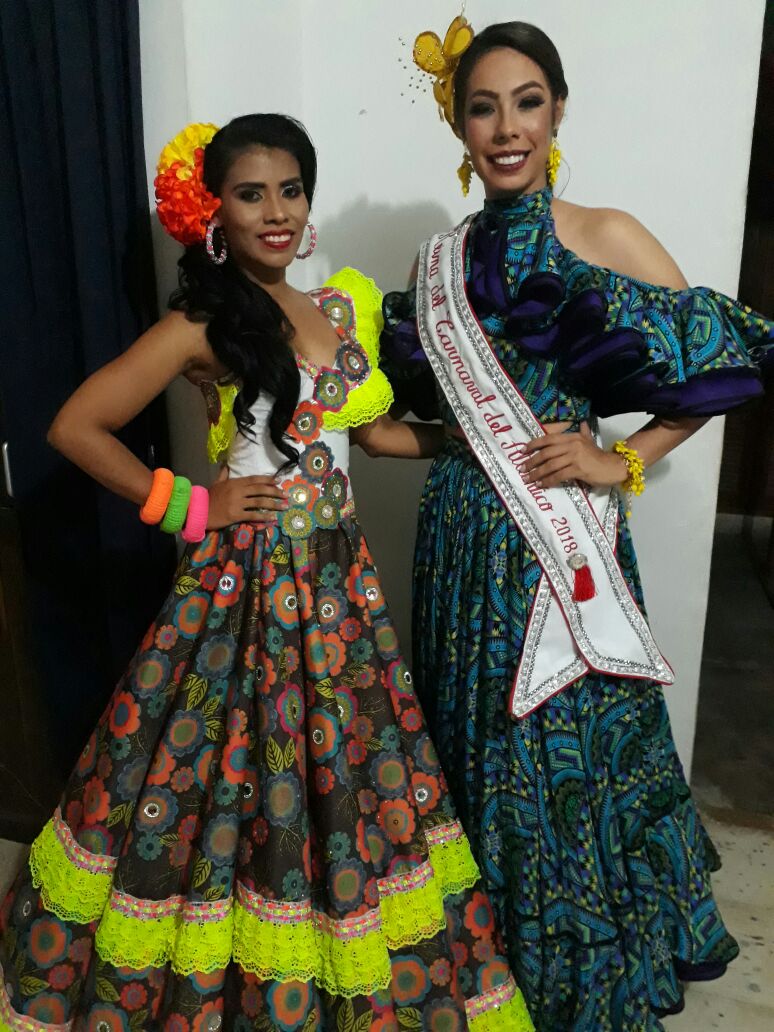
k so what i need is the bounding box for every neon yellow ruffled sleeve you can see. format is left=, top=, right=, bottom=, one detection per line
left=203, top=381, right=240, bottom=464
left=201, top=267, right=393, bottom=460
left=321, top=267, right=394, bottom=430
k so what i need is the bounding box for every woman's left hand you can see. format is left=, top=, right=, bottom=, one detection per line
left=521, top=431, right=628, bottom=489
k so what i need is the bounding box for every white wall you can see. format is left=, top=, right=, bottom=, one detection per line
left=139, top=0, right=765, bottom=774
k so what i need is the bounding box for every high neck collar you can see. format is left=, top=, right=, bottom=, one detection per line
left=482, top=185, right=553, bottom=221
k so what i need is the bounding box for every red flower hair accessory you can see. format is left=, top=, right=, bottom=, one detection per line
left=154, top=122, right=221, bottom=246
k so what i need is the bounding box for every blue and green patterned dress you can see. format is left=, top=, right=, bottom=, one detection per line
left=382, top=187, right=774, bottom=1032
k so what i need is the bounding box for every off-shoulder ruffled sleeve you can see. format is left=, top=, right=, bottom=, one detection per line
left=318, top=267, right=394, bottom=430
left=380, top=286, right=440, bottom=421
left=469, top=212, right=774, bottom=418
left=559, top=275, right=774, bottom=418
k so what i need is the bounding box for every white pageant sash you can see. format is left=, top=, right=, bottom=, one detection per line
left=416, top=222, right=673, bottom=717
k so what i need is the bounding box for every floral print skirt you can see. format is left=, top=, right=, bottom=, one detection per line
left=0, top=518, right=532, bottom=1031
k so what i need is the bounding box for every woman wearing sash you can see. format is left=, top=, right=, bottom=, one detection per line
left=382, top=17, right=774, bottom=1031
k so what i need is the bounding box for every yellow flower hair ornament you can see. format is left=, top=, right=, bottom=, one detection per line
left=413, top=14, right=475, bottom=136
left=154, top=122, right=221, bottom=246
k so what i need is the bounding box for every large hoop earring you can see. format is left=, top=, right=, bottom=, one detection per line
left=547, top=134, right=562, bottom=189
left=295, top=222, right=317, bottom=260
left=205, top=220, right=228, bottom=265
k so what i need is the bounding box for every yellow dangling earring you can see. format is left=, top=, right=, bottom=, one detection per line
left=457, top=150, right=473, bottom=196
left=547, top=133, right=562, bottom=189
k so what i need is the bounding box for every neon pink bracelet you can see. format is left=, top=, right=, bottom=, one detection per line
left=181, top=485, right=210, bottom=543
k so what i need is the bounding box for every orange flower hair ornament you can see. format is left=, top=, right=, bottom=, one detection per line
left=154, top=122, right=221, bottom=246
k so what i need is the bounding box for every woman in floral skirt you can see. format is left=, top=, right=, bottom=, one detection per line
left=0, top=115, right=532, bottom=1031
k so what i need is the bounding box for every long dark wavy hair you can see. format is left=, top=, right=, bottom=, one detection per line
left=169, top=114, right=318, bottom=469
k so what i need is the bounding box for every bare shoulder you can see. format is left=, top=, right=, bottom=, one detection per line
left=152, top=310, right=227, bottom=382
left=552, top=200, right=688, bottom=289
left=154, top=309, right=209, bottom=355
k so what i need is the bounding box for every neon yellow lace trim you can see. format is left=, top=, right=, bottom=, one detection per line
left=28, top=812, right=115, bottom=924
left=95, top=897, right=236, bottom=974
left=428, top=823, right=481, bottom=896
left=94, top=833, right=478, bottom=994
left=322, top=364, right=394, bottom=430
left=205, top=381, right=239, bottom=464
left=467, top=982, right=535, bottom=1031
left=322, top=267, right=394, bottom=431
left=324, top=267, right=383, bottom=367
left=29, top=815, right=479, bottom=998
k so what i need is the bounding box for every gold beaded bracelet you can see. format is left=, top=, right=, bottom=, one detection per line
left=612, top=441, right=645, bottom=517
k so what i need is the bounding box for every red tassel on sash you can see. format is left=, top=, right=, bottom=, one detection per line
left=568, top=554, right=596, bottom=602
left=572, top=563, right=596, bottom=602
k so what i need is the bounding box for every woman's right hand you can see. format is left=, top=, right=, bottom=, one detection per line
left=207, top=469, right=288, bottom=530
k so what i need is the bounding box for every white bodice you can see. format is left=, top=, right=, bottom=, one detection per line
left=227, top=372, right=351, bottom=493
left=225, top=290, right=374, bottom=539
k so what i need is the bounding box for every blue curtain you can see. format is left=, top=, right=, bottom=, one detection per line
left=0, top=0, right=174, bottom=777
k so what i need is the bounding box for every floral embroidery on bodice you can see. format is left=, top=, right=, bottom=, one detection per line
left=227, top=288, right=372, bottom=539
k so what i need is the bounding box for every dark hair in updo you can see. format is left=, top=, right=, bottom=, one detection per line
left=452, top=22, right=569, bottom=133
left=170, top=114, right=318, bottom=470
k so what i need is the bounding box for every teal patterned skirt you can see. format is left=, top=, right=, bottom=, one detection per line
left=412, top=439, right=739, bottom=1032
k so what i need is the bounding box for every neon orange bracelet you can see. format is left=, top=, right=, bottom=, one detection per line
left=139, top=468, right=174, bottom=525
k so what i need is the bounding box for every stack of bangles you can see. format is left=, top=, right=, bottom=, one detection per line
left=612, top=440, right=646, bottom=517
left=139, top=468, right=210, bottom=542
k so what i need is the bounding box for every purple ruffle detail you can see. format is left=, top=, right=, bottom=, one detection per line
left=468, top=222, right=566, bottom=355
left=467, top=217, right=769, bottom=416
left=554, top=289, right=763, bottom=416
left=467, top=219, right=510, bottom=313
left=388, top=319, right=425, bottom=364
left=644, top=367, right=764, bottom=416
left=555, top=288, right=663, bottom=416
left=504, top=274, right=566, bottom=354
left=380, top=219, right=772, bottom=420
left=382, top=287, right=426, bottom=366
left=381, top=287, right=439, bottom=420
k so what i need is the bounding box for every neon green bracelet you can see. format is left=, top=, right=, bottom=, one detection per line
left=159, top=476, right=192, bottom=534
